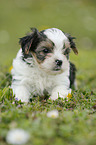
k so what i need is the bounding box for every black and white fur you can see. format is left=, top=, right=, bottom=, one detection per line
left=11, top=28, right=78, bottom=102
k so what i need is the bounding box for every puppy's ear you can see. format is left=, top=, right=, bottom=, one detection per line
left=19, top=28, right=40, bottom=54
left=65, top=33, right=78, bottom=55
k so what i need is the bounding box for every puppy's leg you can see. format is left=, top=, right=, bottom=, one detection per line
left=12, top=85, right=30, bottom=102
left=50, top=86, right=71, bottom=100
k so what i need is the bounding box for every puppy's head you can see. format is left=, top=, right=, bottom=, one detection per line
left=20, top=28, right=78, bottom=75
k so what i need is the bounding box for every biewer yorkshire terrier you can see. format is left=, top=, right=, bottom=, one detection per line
left=11, top=28, right=78, bottom=102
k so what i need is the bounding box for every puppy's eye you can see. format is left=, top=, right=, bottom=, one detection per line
left=43, top=48, right=49, bottom=53
left=64, top=48, right=70, bottom=55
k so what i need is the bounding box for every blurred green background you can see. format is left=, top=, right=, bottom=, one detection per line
left=0, top=0, right=96, bottom=66
left=0, top=0, right=96, bottom=91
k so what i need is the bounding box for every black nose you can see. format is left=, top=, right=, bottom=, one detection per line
left=55, top=59, right=62, bottom=66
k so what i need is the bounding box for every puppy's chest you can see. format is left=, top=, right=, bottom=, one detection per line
left=29, top=69, right=56, bottom=94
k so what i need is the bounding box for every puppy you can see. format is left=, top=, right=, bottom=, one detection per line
left=11, top=28, right=78, bottom=102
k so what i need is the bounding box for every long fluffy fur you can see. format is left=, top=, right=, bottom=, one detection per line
left=11, top=28, right=78, bottom=102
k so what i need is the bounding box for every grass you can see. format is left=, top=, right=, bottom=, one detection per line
left=0, top=87, right=96, bottom=145
left=0, top=0, right=96, bottom=144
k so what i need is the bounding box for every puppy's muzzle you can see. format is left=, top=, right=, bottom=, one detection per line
left=53, top=59, right=63, bottom=71
left=55, top=59, right=62, bottom=67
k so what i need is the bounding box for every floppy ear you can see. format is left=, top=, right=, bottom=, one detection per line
left=65, top=33, right=78, bottom=55
left=19, top=28, right=40, bottom=54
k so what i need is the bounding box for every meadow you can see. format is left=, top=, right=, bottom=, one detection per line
left=0, top=0, right=96, bottom=145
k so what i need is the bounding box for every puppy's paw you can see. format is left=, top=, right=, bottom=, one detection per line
left=14, top=86, right=30, bottom=102
left=50, top=86, right=71, bottom=100
left=50, top=92, right=68, bottom=100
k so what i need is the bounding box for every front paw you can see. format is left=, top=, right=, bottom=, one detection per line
left=14, top=86, right=30, bottom=102
left=50, top=92, right=67, bottom=100
left=50, top=87, right=71, bottom=100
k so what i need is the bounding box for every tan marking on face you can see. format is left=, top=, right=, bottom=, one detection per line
left=32, top=52, right=43, bottom=64
left=32, top=39, right=54, bottom=64
left=36, top=39, right=54, bottom=51
left=65, top=41, right=70, bottom=49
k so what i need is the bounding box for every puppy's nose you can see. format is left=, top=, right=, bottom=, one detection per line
left=55, top=59, right=62, bottom=66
